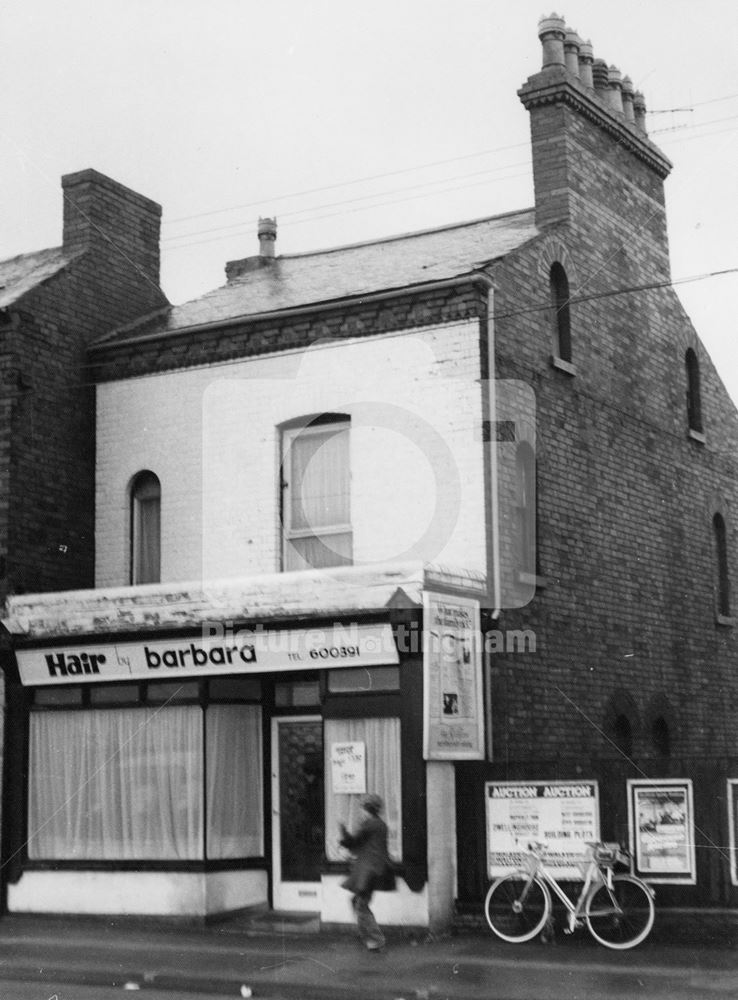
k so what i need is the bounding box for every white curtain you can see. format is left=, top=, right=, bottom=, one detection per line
left=29, top=707, right=203, bottom=860
left=285, top=425, right=352, bottom=570
left=324, top=717, right=402, bottom=862
left=206, top=704, right=263, bottom=858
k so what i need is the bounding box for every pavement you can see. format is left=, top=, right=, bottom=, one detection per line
left=0, top=909, right=735, bottom=999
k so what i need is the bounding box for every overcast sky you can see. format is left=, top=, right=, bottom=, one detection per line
left=1, top=1, right=736, bottom=401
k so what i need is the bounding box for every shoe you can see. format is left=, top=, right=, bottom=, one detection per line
left=366, top=941, right=385, bottom=951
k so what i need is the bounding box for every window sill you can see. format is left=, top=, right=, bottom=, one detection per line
left=517, top=572, right=547, bottom=590
left=688, top=429, right=706, bottom=444
left=550, top=356, right=577, bottom=376
left=716, top=614, right=735, bottom=627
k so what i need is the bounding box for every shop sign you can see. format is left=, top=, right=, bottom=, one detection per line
left=330, top=741, right=366, bottom=794
left=16, top=622, right=398, bottom=686
left=422, top=592, right=484, bottom=760
left=627, top=779, right=696, bottom=883
left=486, top=780, right=600, bottom=879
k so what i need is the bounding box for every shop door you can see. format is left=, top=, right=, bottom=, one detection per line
left=271, top=716, right=324, bottom=911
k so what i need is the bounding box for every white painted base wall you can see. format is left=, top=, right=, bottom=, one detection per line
left=320, top=874, right=428, bottom=927
left=7, top=869, right=268, bottom=917
left=426, top=761, right=457, bottom=931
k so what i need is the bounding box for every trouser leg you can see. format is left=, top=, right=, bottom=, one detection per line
left=352, top=893, right=385, bottom=949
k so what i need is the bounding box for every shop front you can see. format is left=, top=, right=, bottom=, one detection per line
left=1, top=563, right=487, bottom=930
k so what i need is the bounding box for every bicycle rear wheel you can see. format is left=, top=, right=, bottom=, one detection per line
left=586, top=874, right=655, bottom=949
left=484, top=873, right=550, bottom=943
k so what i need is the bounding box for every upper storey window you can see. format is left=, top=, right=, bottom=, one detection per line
left=713, top=512, right=731, bottom=619
left=685, top=348, right=703, bottom=435
left=281, top=416, right=352, bottom=572
left=550, top=262, right=572, bottom=363
left=130, top=471, right=161, bottom=585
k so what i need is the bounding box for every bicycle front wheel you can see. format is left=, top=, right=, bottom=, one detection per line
left=484, top=873, right=550, bottom=943
left=586, top=875, right=655, bottom=949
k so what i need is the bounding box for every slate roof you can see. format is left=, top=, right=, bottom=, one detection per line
left=96, top=208, right=538, bottom=345
left=0, top=246, right=74, bottom=309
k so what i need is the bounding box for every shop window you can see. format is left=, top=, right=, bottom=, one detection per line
left=327, top=666, right=400, bottom=693
left=33, top=687, right=82, bottom=707
left=685, top=348, right=703, bottom=434
left=146, top=680, right=201, bottom=704
left=206, top=704, right=263, bottom=858
left=274, top=678, right=321, bottom=707
left=515, top=442, right=538, bottom=576
left=209, top=677, right=262, bottom=701
left=550, top=262, right=572, bottom=363
left=27, top=703, right=263, bottom=861
left=324, top=717, right=402, bottom=862
left=130, top=471, right=161, bottom=585
left=714, top=513, right=731, bottom=618
left=90, top=684, right=140, bottom=705
left=281, top=417, right=352, bottom=571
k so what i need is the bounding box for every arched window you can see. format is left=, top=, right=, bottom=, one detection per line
left=713, top=512, right=730, bottom=617
left=515, top=442, right=537, bottom=577
left=613, top=714, right=633, bottom=758
left=550, top=262, right=572, bottom=362
left=130, top=471, right=161, bottom=585
left=685, top=348, right=703, bottom=433
left=652, top=716, right=671, bottom=757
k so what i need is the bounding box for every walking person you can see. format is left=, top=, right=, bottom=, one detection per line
left=339, top=793, right=394, bottom=951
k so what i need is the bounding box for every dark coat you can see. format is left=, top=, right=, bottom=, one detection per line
left=339, top=813, right=394, bottom=896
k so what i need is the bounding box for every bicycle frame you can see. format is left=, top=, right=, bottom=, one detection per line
left=525, top=852, right=611, bottom=933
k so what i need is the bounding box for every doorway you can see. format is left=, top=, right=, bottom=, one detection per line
left=271, top=715, right=324, bottom=910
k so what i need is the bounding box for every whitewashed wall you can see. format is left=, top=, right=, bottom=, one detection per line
left=96, top=323, right=486, bottom=587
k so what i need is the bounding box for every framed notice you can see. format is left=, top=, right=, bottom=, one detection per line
left=627, top=779, right=696, bottom=884
left=330, top=741, right=366, bottom=795
left=422, top=592, right=484, bottom=760
left=728, top=780, right=738, bottom=886
left=485, top=780, right=599, bottom=879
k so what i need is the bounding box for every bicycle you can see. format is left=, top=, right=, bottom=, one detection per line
left=484, top=841, right=655, bottom=949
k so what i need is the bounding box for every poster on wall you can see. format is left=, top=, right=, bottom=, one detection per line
left=330, top=741, right=366, bottom=795
left=627, top=779, right=696, bottom=883
left=422, top=592, right=484, bottom=760
left=728, top=780, right=738, bottom=886
left=485, top=781, right=599, bottom=879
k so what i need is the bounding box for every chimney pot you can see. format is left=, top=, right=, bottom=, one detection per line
left=258, top=216, right=277, bottom=258
left=537, top=13, right=567, bottom=68
left=606, top=65, right=624, bottom=114
left=633, top=91, right=648, bottom=134
left=621, top=75, right=636, bottom=123
left=578, top=39, right=594, bottom=87
left=564, top=29, right=582, bottom=77
left=592, top=58, right=609, bottom=95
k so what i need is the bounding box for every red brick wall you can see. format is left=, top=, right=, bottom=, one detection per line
left=0, top=172, right=166, bottom=600
left=461, top=77, right=738, bottom=906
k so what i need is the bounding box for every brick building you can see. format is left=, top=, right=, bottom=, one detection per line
left=0, top=171, right=166, bottom=906
left=0, top=169, right=165, bottom=599
left=2, top=19, right=737, bottom=925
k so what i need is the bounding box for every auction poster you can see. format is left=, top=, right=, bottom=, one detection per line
left=728, top=780, right=738, bottom=886
left=422, top=592, right=484, bottom=760
left=485, top=780, right=600, bottom=879
left=627, top=779, right=696, bottom=883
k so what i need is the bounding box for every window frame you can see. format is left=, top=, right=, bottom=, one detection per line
left=280, top=416, right=353, bottom=572
left=130, top=470, right=162, bottom=585
left=685, top=348, right=703, bottom=436
left=550, top=262, right=572, bottom=364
